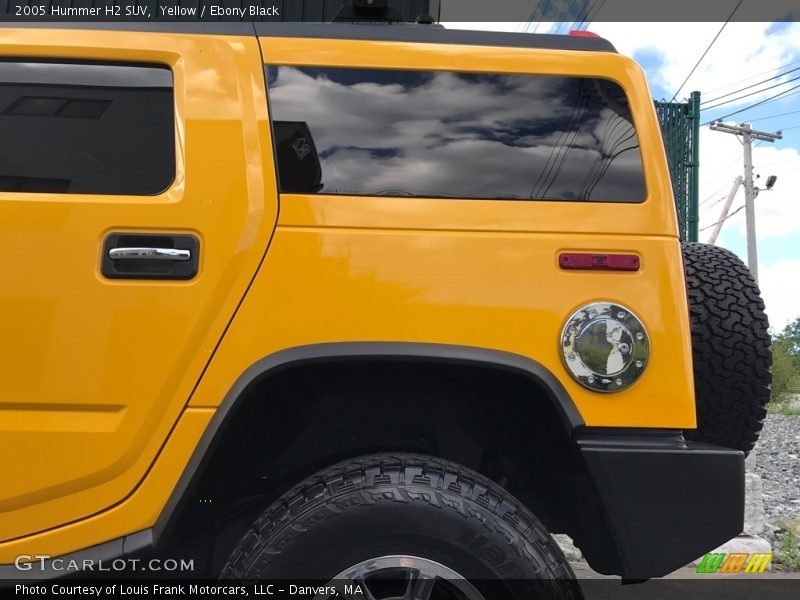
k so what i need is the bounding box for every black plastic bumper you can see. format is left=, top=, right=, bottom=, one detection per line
left=578, top=431, right=745, bottom=579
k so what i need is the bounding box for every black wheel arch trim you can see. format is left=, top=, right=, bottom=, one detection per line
left=152, top=342, right=584, bottom=544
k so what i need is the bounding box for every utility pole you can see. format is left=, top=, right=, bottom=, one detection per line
left=709, top=121, right=782, bottom=283
left=708, top=175, right=743, bottom=246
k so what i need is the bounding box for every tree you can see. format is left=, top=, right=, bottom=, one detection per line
left=776, top=317, right=800, bottom=360
left=771, top=316, right=800, bottom=404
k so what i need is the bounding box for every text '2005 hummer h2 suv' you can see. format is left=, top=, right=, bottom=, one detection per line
left=0, top=14, right=771, bottom=599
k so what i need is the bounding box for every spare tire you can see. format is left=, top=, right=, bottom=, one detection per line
left=682, top=242, right=771, bottom=454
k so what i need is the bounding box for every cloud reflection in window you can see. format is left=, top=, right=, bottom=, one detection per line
left=267, top=66, right=646, bottom=202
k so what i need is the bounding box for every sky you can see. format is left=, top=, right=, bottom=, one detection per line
left=446, top=21, right=800, bottom=332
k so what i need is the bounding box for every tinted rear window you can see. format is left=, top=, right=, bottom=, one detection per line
left=0, top=61, right=174, bottom=195
left=266, top=66, right=646, bottom=202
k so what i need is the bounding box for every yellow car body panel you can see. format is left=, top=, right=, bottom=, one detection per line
left=0, top=27, right=696, bottom=563
left=191, top=37, right=694, bottom=428
left=0, top=409, right=212, bottom=564
left=190, top=226, right=694, bottom=431
left=0, top=29, right=277, bottom=544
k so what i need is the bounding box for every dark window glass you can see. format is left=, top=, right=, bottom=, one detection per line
left=266, top=66, right=646, bottom=202
left=0, top=61, right=174, bottom=195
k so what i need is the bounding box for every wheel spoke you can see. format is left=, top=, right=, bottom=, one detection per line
left=448, top=580, right=486, bottom=600
left=317, top=579, right=376, bottom=600
left=328, top=555, right=486, bottom=600
left=407, top=573, right=435, bottom=600
left=355, top=579, right=378, bottom=600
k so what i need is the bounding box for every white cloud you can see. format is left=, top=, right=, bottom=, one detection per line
left=570, top=22, right=800, bottom=240
left=759, top=259, right=800, bottom=331
left=698, top=127, right=800, bottom=240
left=588, top=22, right=800, bottom=103
left=696, top=127, right=800, bottom=329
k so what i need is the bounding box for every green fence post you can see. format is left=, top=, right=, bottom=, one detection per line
left=689, top=91, right=701, bottom=242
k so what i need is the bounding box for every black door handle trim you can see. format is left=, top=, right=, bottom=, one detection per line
left=102, top=233, right=200, bottom=280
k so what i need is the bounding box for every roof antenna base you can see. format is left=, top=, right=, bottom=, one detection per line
left=333, top=0, right=404, bottom=23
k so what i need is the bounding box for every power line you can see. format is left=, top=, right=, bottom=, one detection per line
left=779, top=89, right=800, bottom=102
left=748, top=109, right=800, bottom=123
left=701, top=184, right=739, bottom=210
left=701, top=74, right=800, bottom=111
left=700, top=183, right=742, bottom=216
left=554, top=0, right=579, bottom=34
left=701, top=192, right=730, bottom=211
left=520, top=0, right=540, bottom=32
left=699, top=154, right=746, bottom=207
left=575, top=0, right=606, bottom=31
left=530, top=0, right=553, bottom=34
left=700, top=195, right=728, bottom=214
left=703, top=58, right=800, bottom=95
left=670, top=0, right=744, bottom=102
left=530, top=83, right=591, bottom=198
left=700, top=190, right=727, bottom=207
left=701, top=67, right=800, bottom=106
left=753, top=158, right=800, bottom=170
left=702, top=82, right=800, bottom=126
left=700, top=204, right=745, bottom=232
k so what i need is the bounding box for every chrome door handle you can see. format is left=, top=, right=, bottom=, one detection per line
left=102, top=233, right=199, bottom=280
left=108, top=247, right=191, bottom=261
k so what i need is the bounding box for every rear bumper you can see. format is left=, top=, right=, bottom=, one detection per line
left=578, top=431, right=744, bottom=578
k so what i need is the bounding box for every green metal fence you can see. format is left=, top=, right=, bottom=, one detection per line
left=655, top=92, right=700, bottom=242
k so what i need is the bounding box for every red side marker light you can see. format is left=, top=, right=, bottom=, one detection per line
left=559, top=253, right=640, bottom=272
left=569, top=30, right=600, bottom=38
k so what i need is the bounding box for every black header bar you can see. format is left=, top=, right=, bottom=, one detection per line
left=1, top=0, right=798, bottom=23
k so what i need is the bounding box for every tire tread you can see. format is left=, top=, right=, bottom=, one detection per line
left=682, top=242, right=771, bottom=454
left=221, top=453, right=577, bottom=591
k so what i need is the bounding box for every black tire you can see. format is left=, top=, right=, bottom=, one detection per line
left=682, top=242, right=771, bottom=454
left=221, top=453, right=581, bottom=600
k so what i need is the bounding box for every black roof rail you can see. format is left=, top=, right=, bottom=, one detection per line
left=0, top=20, right=616, bottom=54
left=255, top=22, right=617, bottom=53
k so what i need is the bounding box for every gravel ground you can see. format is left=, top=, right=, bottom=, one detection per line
left=754, top=414, right=800, bottom=544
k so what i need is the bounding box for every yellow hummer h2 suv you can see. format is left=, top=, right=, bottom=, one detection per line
left=0, top=15, right=771, bottom=598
